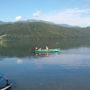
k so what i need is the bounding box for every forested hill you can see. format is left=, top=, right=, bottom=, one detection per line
left=0, top=22, right=90, bottom=40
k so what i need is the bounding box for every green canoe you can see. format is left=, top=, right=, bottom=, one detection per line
left=35, top=48, right=60, bottom=53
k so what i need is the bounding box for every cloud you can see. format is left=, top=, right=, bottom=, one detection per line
left=64, top=8, right=90, bottom=14
left=33, top=10, right=41, bottom=17
left=35, top=8, right=90, bottom=27
left=15, top=16, right=22, bottom=21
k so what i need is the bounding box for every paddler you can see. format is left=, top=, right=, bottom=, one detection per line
left=46, top=46, right=49, bottom=50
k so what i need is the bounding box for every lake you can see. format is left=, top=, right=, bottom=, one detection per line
left=0, top=46, right=90, bottom=90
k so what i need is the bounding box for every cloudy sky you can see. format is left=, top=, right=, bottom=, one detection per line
left=0, top=0, right=90, bottom=27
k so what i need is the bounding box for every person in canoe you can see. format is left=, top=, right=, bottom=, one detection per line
left=38, top=48, right=42, bottom=51
left=35, top=47, right=38, bottom=50
left=46, top=46, right=49, bottom=50
left=34, top=47, right=42, bottom=51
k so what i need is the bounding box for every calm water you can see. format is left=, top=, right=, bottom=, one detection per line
left=0, top=47, right=90, bottom=90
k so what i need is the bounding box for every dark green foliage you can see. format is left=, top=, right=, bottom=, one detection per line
left=0, top=22, right=90, bottom=57
left=0, top=22, right=90, bottom=41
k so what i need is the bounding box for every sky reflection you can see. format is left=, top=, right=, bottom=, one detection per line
left=0, top=47, right=89, bottom=69
left=0, top=47, right=90, bottom=90
left=15, top=54, right=90, bottom=69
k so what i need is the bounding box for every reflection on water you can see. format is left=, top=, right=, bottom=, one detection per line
left=62, top=47, right=90, bottom=55
left=35, top=53, right=49, bottom=57
left=0, top=39, right=90, bottom=57
left=17, top=58, right=24, bottom=64
left=0, top=47, right=90, bottom=90
left=0, top=40, right=7, bottom=47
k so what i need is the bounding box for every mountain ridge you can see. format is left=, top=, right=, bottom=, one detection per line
left=0, top=21, right=90, bottom=41
left=0, top=19, right=86, bottom=28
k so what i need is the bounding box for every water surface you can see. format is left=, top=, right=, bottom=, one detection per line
left=0, top=47, right=90, bottom=90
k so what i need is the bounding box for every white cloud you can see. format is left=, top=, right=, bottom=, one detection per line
left=35, top=8, right=90, bottom=27
left=65, top=8, right=90, bottom=13
left=15, top=16, right=22, bottom=21
left=33, top=10, right=41, bottom=17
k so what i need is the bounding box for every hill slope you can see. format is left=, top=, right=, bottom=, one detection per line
left=0, top=22, right=90, bottom=40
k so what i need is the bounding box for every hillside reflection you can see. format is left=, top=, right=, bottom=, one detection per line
left=0, top=39, right=90, bottom=57
left=12, top=47, right=90, bottom=69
